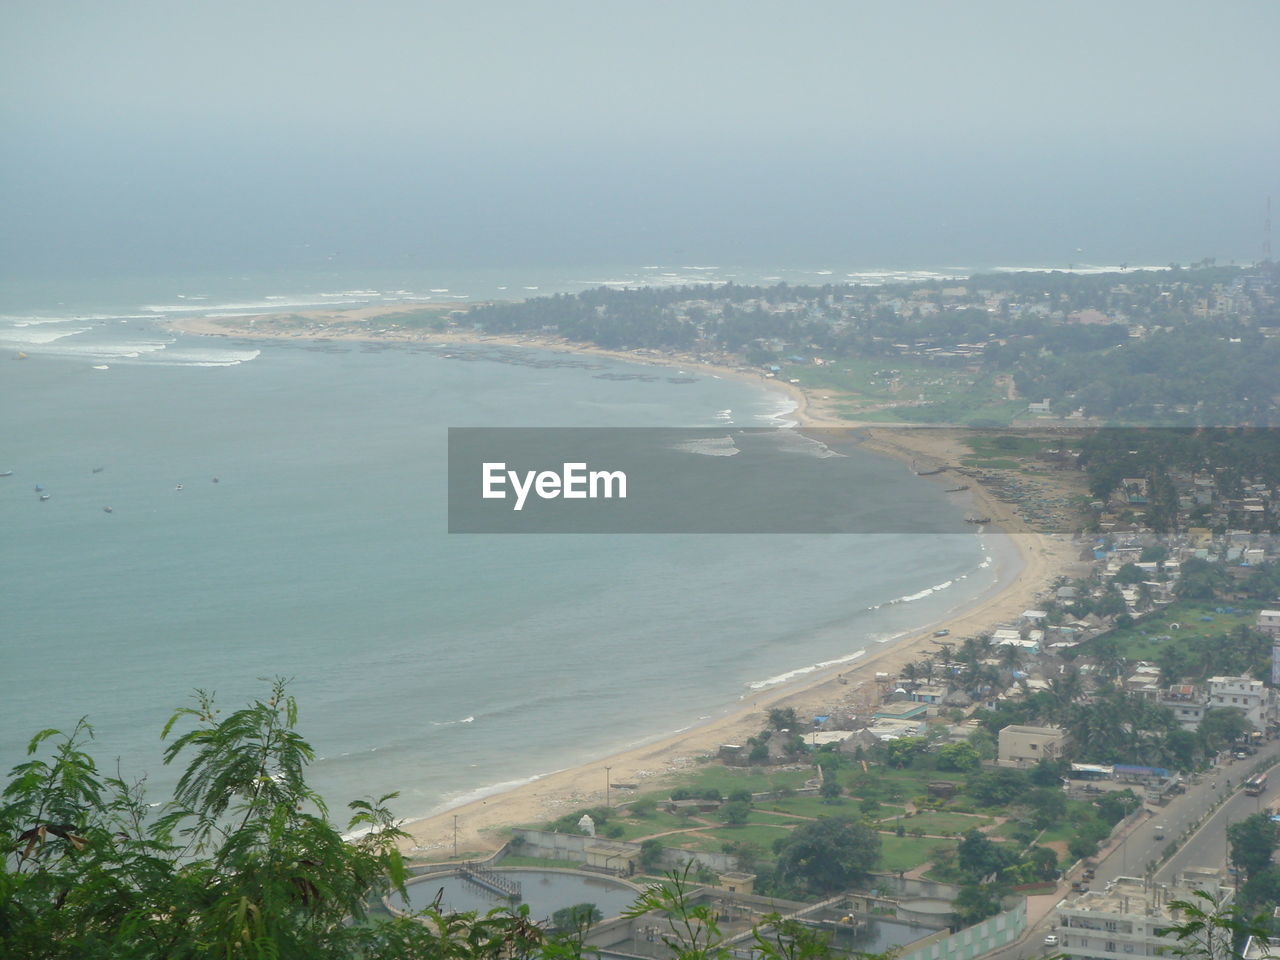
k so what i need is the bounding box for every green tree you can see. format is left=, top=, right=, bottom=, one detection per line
left=0, top=680, right=426, bottom=960
left=550, top=903, right=601, bottom=934
left=881, top=737, right=927, bottom=769
left=951, top=883, right=1003, bottom=926
left=1198, top=708, right=1250, bottom=754
left=1162, top=889, right=1275, bottom=960
left=719, top=801, right=752, bottom=826
left=1226, top=813, right=1280, bottom=882
left=1026, top=787, right=1067, bottom=830
left=639, top=838, right=665, bottom=872
left=775, top=817, right=882, bottom=894
left=1025, top=845, right=1059, bottom=881
left=1238, top=864, right=1280, bottom=916
left=1115, top=563, right=1145, bottom=584
left=956, top=829, right=1017, bottom=881
left=818, top=779, right=843, bottom=803
left=768, top=708, right=800, bottom=731
left=965, top=768, right=1032, bottom=807
left=935, top=742, right=981, bottom=772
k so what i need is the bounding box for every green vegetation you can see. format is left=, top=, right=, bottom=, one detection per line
left=1, top=680, right=430, bottom=959
left=878, top=836, right=957, bottom=873
left=878, top=812, right=992, bottom=836
left=1078, top=600, right=1265, bottom=670
left=460, top=265, right=1280, bottom=426
left=774, top=818, right=882, bottom=894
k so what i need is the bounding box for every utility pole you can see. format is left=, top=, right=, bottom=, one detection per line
left=605, top=766, right=612, bottom=809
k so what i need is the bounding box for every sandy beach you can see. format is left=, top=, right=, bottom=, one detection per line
left=165, top=307, right=1086, bottom=856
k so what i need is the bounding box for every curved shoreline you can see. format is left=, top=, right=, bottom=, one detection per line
left=163, top=310, right=1081, bottom=856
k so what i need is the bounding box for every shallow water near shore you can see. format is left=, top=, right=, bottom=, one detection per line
left=0, top=275, right=1018, bottom=824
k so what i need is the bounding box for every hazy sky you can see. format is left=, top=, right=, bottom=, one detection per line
left=4, top=1, right=1279, bottom=274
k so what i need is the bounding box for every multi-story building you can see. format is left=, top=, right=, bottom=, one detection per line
left=1159, top=685, right=1207, bottom=731
left=1206, top=676, right=1267, bottom=731
left=998, top=724, right=1068, bottom=768
left=1055, top=875, right=1232, bottom=960
left=1259, top=609, right=1280, bottom=639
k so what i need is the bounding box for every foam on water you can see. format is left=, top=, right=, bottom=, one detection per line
left=745, top=649, right=866, bottom=690
left=672, top=435, right=739, bottom=457
left=0, top=327, right=92, bottom=345
left=143, top=296, right=367, bottom=314
left=758, top=429, right=845, bottom=458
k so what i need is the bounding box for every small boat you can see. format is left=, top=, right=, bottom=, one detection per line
left=964, top=515, right=991, bottom=524
left=0, top=470, right=12, bottom=477
left=92, top=466, right=104, bottom=473
left=945, top=485, right=969, bottom=493
left=39, top=494, right=50, bottom=501
left=175, top=483, right=184, bottom=490
left=34, top=484, right=44, bottom=492
left=103, top=506, right=113, bottom=513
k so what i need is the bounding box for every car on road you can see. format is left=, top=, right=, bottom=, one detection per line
left=1154, top=824, right=1166, bottom=840
left=1045, top=935, right=1060, bottom=947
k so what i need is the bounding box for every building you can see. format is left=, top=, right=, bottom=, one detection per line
left=1206, top=675, right=1267, bottom=731
left=998, top=724, right=1068, bottom=768
left=1056, top=875, right=1232, bottom=960
left=1159, top=685, right=1208, bottom=731
left=1258, top=610, right=1280, bottom=639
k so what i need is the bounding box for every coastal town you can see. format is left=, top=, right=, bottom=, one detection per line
left=382, top=426, right=1280, bottom=960
left=9, top=266, right=1280, bottom=959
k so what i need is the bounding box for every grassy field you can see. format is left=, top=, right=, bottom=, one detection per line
left=881, top=812, right=993, bottom=836
left=762, top=796, right=905, bottom=820
left=670, top=766, right=814, bottom=797
left=781, top=361, right=1024, bottom=426
left=670, top=823, right=793, bottom=854
left=607, top=811, right=709, bottom=841
left=1083, top=600, right=1262, bottom=661
left=878, top=836, right=958, bottom=873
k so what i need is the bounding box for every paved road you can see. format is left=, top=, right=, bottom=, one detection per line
left=982, top=740, right=1280, bottom=960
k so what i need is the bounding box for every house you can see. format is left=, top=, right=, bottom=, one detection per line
left=1258, top=610, right=1280, bottom=639
left=909, top=684, right=950, bottom=705
left=1160, top=685, right=1208, bottom=731
left=873, top=701, right=929, bottom=722
left=1206, top=675, right=1268, bottom=731
left=866, top=718, right=928, bottom=740
left=1056, top=874, right=1231, bottom=960
left=998, top=724, right=1068, bottom=768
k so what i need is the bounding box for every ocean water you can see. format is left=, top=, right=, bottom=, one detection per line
left=0, top=269, right=1019, bottom=825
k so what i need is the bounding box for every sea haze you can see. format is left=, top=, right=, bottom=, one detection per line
left=0, top=277, right=1018, bottom=824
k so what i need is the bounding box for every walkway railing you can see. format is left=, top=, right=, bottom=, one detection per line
left=459, top=862, right=522, bottom=901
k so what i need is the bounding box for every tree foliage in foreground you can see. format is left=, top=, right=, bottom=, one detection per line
left=0, top=682, right=890, bottom=960
left=6, top=682, right=1273, bottom=960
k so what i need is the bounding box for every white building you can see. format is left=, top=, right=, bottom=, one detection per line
left=1257, top=610, right=1280, bottom=639
left=1159, top=685, right=1207, bottom=732
left=1206, top=675, right=1267, bottom=731
left=1056, top=875, right=1231, bottom=960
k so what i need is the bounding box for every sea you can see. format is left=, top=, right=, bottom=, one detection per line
left=0, top=263, right=1023, bottom=826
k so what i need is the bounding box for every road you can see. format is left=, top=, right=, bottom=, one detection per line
left=982, top=740, right=1280, bottom=960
